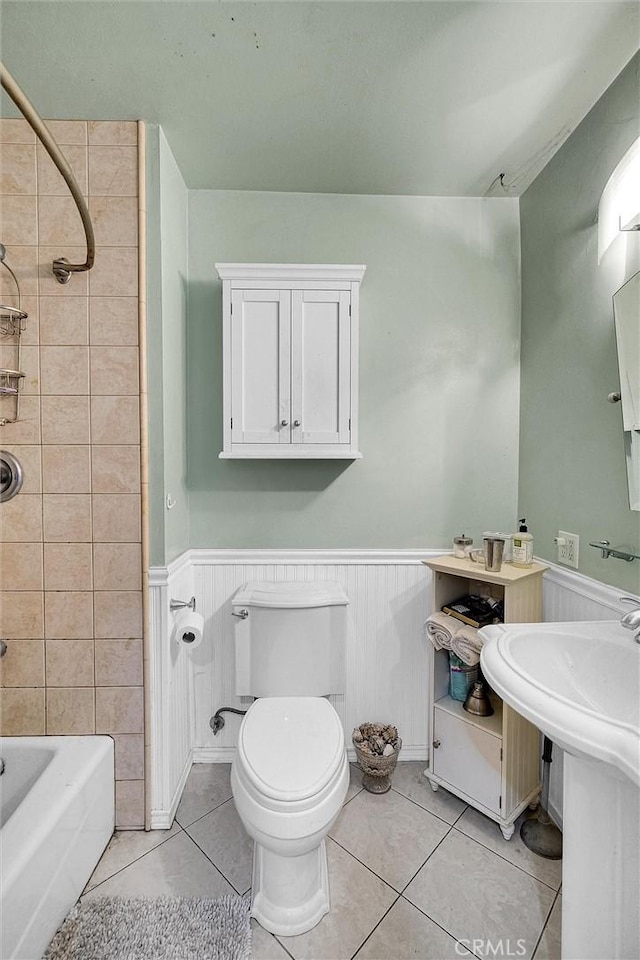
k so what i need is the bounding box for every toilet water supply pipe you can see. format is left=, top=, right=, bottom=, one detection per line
left=0, top=61, right=95, bottom=283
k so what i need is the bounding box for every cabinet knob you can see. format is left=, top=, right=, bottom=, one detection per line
left=293, top=419, right=301, bottom=427
left=281, top=420, right=289, bottom=427
left=432, top=739, right=441, bottom=749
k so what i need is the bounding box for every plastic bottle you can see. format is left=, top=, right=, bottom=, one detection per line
left=512, top=519, right=534, bottom=567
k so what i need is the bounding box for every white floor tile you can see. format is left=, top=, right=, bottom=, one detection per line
left=84, top=823, right=181, bottom=892
left=404, top=831, right=555, bottom=960
left=455, top=806, right=562, bottom=890
left=391, top=761, right=468, bottom=824
left=251, top=919, right=294, bottom=959
left=330, top=786, right=450, bottom=890
left=186, top=797, right=254, bottom=895
left=275, top=838, right=397, bottom=960
left=174, top=762, right=232, bottom=827
left=345, top=762, right=365, bottom=803
left=83, top=830, right=236, bottom=900
left=534, top=895, right=562, bottom=960
left=354, top=896, right=470, bottom=959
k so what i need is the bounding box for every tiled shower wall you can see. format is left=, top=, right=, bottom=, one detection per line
left=0, top=119, right=144, bottom=828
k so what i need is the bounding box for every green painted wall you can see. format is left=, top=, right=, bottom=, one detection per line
left=187, top=191, right=521, bottom=548
left=519, top=52, right=640, bottom=592
left=146, top=126, right=190, bottom=565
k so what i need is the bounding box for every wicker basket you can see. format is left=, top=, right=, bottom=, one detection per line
left=353, top=737, right=402, bottom=794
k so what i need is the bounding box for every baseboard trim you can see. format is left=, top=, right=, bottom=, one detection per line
left=149, top=748, right=193, bottom=830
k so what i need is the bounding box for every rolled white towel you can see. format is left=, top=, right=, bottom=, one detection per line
left=451, top=624, right=483, bottom=667
left=424, top=612, right=461, bottom=651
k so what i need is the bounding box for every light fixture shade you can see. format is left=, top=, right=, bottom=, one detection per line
left=598, top=136, right=640, bottom=262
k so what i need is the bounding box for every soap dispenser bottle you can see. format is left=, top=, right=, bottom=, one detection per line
left=512, top=519, right=534, bottom=568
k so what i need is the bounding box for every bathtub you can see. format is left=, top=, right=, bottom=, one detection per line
left=0, top=736, right=115, bottom=960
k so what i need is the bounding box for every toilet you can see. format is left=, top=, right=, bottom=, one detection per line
left=230, top=581, right=349, bottom=936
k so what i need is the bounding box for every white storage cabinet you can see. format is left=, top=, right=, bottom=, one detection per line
left=422, top=556, right=547, bottom=839
left=215, top=263, right=366, bottom=459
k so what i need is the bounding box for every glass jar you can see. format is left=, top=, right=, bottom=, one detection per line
left=453, top=535, right=473, bottom=559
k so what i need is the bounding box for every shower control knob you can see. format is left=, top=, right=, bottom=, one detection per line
left=281, top=419, right=289, bottom=426
left=293, top=419, right=301, bottom=427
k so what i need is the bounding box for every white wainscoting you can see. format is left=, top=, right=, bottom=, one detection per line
left=148, top=550, right=634, bottom=830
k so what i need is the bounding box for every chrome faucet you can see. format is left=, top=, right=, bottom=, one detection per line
left=619, top=598, right=640, bottom=643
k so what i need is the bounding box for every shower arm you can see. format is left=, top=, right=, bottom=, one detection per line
left=0, top=61, right=95, bottom=284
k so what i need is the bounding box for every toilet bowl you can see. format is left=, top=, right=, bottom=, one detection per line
left=231, top=696, right=349, bottom=936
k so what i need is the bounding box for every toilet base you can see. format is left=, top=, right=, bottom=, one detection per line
left=251, top=837, right=330, bottom=936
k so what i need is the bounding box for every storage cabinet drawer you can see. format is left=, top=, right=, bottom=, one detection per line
left=432, top=704, right=502, bottom=814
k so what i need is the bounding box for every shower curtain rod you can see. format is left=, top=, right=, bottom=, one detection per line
left=0, top=61, right=95, bottom=284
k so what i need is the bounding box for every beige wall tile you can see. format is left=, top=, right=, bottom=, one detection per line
left=0, top=246, right=39, bottom=296
left=92, top=445, right=140, bottom=494
left=38, top=247, right=88, bottom=297
left=113, top=734, right=144, bottom=780
left=46, top=686, right=95, bottom=734
left=39, top=297, right=89, bottom=345
left=0, top=396, right=41, bottom=444
left=95, top=638, right=142, bottom=686
left=44, top=590, right=93, bottom=639
left=89, top=297, right=138, bottom=346
left=0, top=142, right=37, bottom=194
left=91, top=396, right=140, bottom=445
left=13, top=295, right=39, bottom=346
left=0, top=687, right=45, bottom=734
left=94, top=590, right=142, bottom=639
left=88, top=121, right=137, bottom=146
left=44, top=542, right=93, bottom=591
left=90, top=346, right=139, bottom=395
left=43, top=494, right=92, bottom=542
left=0, top=195, right=37, bottom=244
left=92, top=494, right=141, bottom=542
left=41, top=396, right=90, bottom=444
left=0, top=542, right=43, bottom=591
left=89, top=146, right=138, bottom=197
left=40, top=345, right=89, bottom=395
left=42, top=444, right=91, bottom=493
left=89, top=247, right=138, bottom=297
left=1, top=494, right=43, bottom=542
left=37, top=143, right=88, bottom=196
left=93, top=542, right=141, bottom=591
left=89, top=196, right=138, bottom=246
left=0, top=639, right=44, bottom=687
left=43, top=120, right=87, bottom=145
left=0, top=591, right=44, bottom=638
left=96, top=684, right=143, bottom=733
left=115, top=779, right=145, bottom=828
left=46, top=639, right=94, bottom=686
left=0, top=119, right=36, bottom=144
left=38, top=195, right=85, bottom=246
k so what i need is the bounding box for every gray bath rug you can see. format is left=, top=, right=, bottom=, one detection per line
left=43, top=895, right=251, bottom=960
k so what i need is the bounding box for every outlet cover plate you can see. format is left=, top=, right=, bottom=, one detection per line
left=558, top=530, right=579, bottom=569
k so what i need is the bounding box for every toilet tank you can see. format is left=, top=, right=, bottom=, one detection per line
left=232, top=581, right=348, bottom=698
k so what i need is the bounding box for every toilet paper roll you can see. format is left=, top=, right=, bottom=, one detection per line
left=173, top=609, right=205, bottom=649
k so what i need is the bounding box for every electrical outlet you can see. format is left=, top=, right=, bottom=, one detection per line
left=556, top=530, right=579, bottom=569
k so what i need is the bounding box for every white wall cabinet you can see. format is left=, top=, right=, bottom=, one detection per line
left=215, top=264, right=365, bottom=459
left=422, top=556, right=547, bottom=839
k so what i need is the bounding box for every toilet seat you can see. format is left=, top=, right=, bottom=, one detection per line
left=237, top=697, right=344, bottom=805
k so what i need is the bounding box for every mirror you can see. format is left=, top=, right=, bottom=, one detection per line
left=612, top=270, right=640, bottom=510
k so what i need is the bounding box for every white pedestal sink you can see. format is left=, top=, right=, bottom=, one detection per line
left=480, top=620, right=640, bottom=960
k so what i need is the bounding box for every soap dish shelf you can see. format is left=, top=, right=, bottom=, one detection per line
left=589, top=540, right=639, bottom=562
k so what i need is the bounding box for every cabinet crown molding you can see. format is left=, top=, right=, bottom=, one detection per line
left=215, top=263, right=366, bottom=282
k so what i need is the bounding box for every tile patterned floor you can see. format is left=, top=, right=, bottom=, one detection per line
left=84, top=761, right=562, bottom=960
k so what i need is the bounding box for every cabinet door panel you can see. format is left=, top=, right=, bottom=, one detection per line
left=433, top=706, right=502, bottom=814
left=291, top=290, right=350, bottom=444
left=231, top=289, right=290, bottom=444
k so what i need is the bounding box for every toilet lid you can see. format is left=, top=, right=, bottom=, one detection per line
left=239, top=697, right=344, bottom=802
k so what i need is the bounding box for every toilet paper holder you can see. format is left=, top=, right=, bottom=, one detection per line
left=170, top=596, right=197, bottom=613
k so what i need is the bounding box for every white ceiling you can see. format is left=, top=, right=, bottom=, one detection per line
left=1, top=1, right=639, bottom=195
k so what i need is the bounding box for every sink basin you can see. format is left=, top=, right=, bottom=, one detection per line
left=480, top=619, right=640, bottom=958
left=480, top=620, right=640, bottom=787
